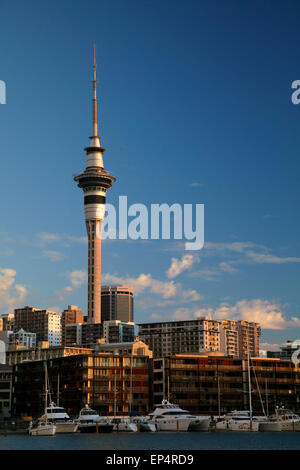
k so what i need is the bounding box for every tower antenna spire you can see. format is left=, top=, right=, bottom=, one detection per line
left=92, top=44, right=98, bottom=137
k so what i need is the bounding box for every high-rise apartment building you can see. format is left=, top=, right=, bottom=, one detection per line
left=220, top=320, right=239, bottom=357
left=138, top=318, right=261, bottom=358
left=81, top=322, right=103, bottom=346
left=61, top=305, right=84, bottom=345
left=101, top=286, right=134, bottom=323
left=0, top=314, right=14, bottom=331
left=237, top=320, right=261, bottom=357
left=138, top=318, right=221, bottom=357
left=64, top=323, right=104, bottom=347
left=9, top=329, right=36, bottom=349
left=103, top=320, right=135, bottom=343
left=14, top=306, right=61, bottom=346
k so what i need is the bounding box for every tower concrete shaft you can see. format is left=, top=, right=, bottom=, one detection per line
left=74, top=46, right=116, bottom=324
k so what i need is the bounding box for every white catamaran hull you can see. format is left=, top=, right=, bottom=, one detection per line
left=153, top=418, right=191, bottom=432
left=55, top=422, right=78, bottom=433
left=188, top=418, right=210, bottom=432
left=29, top=424, right=56, bottom=436
left=112, top=422, right=137, bottom=432
left=259, top=420, right=300, bottom=432
left=216, top=420, right=259, bottom=432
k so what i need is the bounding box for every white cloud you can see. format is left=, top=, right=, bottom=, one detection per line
left=37, top=232, right=88, bottom=247
left=102, top=273, right=177, bottom=299
left=0, top=248, right=14, bottom=257
left=51, top=270, right=88, bottom=302
left=43, top=250, right=64, bottom=262
left=190, top=268, right=222, bottom=281
left=218, top=262, right=238, bottom=273
left=167, top=254, right=196, bottom=279
left=182, top=289, right=202, bottom=302
left=259, top=342, right=280, bottom=357
left=204, top=241, right=258, bottom=253
left=37, top=232, right=61, bottom=243
left=0, top=268, right=28, bottom=312
left=190, top=182, right=204, bottom=188
left=102, top=272, right=202, bottom=309
left=196, top=299, right=300, bottom=330
left=246, top=251, right=300, bottom=264
left=151, top=313, right=162, bottom=320
left=171, top=307, right=209, bottom=321
left=70, top=270, right=88, bottom=287
left=67, top=236, right=88, bottom=244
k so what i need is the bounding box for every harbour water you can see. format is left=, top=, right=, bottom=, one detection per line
left=1, top=432, right=300, bottom=450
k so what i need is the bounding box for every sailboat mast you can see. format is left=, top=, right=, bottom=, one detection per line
left=217, top=372, right=221, bottom=419
left=265, top=379, right=269, bottom=416
left=129, top=355, right=133, bottom=414
left=45, top=364, right=48, bottom=411
left=114, top=369, right=117, bottom=418
left=57, top=374, right=60, bottom=407
left=246, top=328, right=253, bottom=429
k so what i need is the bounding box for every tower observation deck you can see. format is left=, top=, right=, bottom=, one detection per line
left=74, top=46, right=116, bottom=324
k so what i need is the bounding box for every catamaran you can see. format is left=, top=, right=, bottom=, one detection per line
left=259, top=407, right=300, bottom=432
left=215, top=410, right=264, bottom=431
left=147, top=400, right=210, bottom=432
left=40, top=402, right=78, bottom=433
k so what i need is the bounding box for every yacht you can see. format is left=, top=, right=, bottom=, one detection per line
left=215, top=410, right=264, bottom=432
left=148, top=400, right=210, bottom=432
left=28, top=365, right=56, bottom=436
left=77, top=405, right=114, bottom=433
left=40, top=402, right=78, bottom=433
left=28, top=420, right=56, bottom=436
left=96, top=418, right=114, bottom=433
left=109, top=417, right=138, bottom=432
left=130, top=416, right=156, bottom=432
left=259, top=407, right=300, bottom=432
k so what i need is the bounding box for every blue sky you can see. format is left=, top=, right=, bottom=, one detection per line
left=0, top=0, right=300, bottom=352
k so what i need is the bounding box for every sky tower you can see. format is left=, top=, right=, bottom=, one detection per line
left=74, top=46, right=116, bottom=323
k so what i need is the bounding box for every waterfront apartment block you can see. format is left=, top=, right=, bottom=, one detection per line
left=14, top=306, right=61, bottom=346
left=152, top=355, right=300, bottom=414
left=12, top=353, right=150, bottom=418
left=61, top=305, right=84, bottom=345
left=138, top=319, right=221, bottom=358
left=94, top=340, right=153, bottom=358
left=5, top=345, right=92, bottom=366
left=10, top=351, right=300, bottom=419
left=101, top=286, right=134, bottom=323
left=138, top=319, right=260, bottom=358
left=0, top=364, right=12, bottom=418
